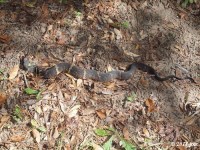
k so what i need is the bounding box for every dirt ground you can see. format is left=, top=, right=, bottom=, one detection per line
left=0, top=0, right=199, bottom=149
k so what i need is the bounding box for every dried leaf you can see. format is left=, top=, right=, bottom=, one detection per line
left=41, top=4, right=49, bottom=20
left=10, top=135, right=25, bottom=142
left=96, top=109, right=106, bottom=119
left=32, top=129, right=40, bottom=143
left=0, top=115, right=10, bottom=128
left=123, top=127, right=130, bottom=140
left=0, top=34, right=11, bottom=43
left=124, top=50, right=140, bottom=57
left=145, top=98, right=157, bottom=112
left=9, top=65, right=19, bottom=80
left=48, top=83, right=56, bottom=91
left=0, top=91, right=7, bottom=105
left=143, top=128, right=150, bottom=137
left=76, top=79, right=83, bottom=87
left=176, top=146, right=187, bottom=150
left=30, top=119, right=39, bottom=128
left=101, top=90, right=113, bottom=95
left=91, top=142, right=103, bottom=150
left=53, top=127, right=59, bottom=139
left=107, top=64, right=113, bottom=72
left=106, top=82, right=115, bottom=89
left=68, top=105, right=81, bottom=118
left=139, top=76, right=149, bottom=87
left=113, top=28, right=122, bottom=40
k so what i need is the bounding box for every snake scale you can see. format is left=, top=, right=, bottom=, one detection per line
left=22, top=57, right=195, bottom=83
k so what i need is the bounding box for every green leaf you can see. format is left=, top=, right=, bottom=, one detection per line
left=0, top=0, right=7, bottom=3
left=24, top=88, right=39, bottom=95
left=36, top=91, right=42, bottom=100
left=107, top=127, right=115, bottom=132
left=75, top=11, right=82, bottom=17
left=121, top=21, right=129, bottom=28
left=182, top=0, right=189, bottom=7
left=189, top=0, right=194, bottom=3
left=94, top=129, right=112, bottom=137
left=0, top=69, right=3, bottom=74
left=103, top=136, right=114, bottom=150
left=126, top=92, right=137, bottom=102
left=12, top=105, right=23, bottom=122
left=31, top=119, right=39, bottom=128
left=119, top=140, right=136, bottom=150
left=37, top=126, right=46, bottom=132
left=25, top=1, right=36, bottom=8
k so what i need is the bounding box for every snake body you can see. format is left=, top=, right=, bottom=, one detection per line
left=23, top=58, right=194, bottom=82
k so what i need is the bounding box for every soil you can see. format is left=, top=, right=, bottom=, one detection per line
left=0, top=0, right=199, bottom=149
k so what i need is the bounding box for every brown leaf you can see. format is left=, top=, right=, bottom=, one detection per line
left=0, top=34, right=11, bottom=43
left=68, top=105, right=81, bottom=118
left=178, top=12, right=187, bottom=20
left=91, top=143, right=103, bottom=150
left=143, top=128, right=150, bottom=137
left=32, top=129, right=40, bottom=143
left=76, top=79, right=83, bottom=88
left=145, top=98, right=157, bottom=112
left=10, top=135, right=25, bottom=142
left=0, top=91, right=7, bottom=105
left=139, top=76, right=149, bottom=87
left=48, top=83, right=57, bottom=91
left=8, top=65, right=19, bottom=80
left=0, top=115, right=10, bottom=128
left=176, top=146, right=187, bottom=150
left=53, top=127, right=59, bottom=139
left=123, top=127, right=130, bottom=140
left=41, top=4, right=49, bottom=20
left=57, top=38, right=66, bottom=45
left=96, top=109, right=106, bottom=119
left=105, top=82, right=116, bottom=89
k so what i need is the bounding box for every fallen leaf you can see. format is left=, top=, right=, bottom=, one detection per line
left=123, top=127, right=130, bottom=140
left=82, top=108, right=95, bottom=115
left=0, top=115, right=10, bottom=128
left=143, top=128, right=150, bottom=137
left=53, top=127, right=59, bottom=139
left=113, top=28, right=122, bottom=40
left=124, top=50, right=140, bottom=57
left=30, top=119, right=39, bottom=128
left=101, top=90, right=113, bottom=95
left=0, top=34, right=11, bottom=43
left=107, top=64, right=113, bottom=72
left=68, top=105, right=81, bottom=118
left=176, top=146, right=187, bottom=150
left=48, top=83, right=57, bottom=90
left=106, top=82, right=115, bottom=89
left=96, top=109, right=106, bottom=119
left=32, top=129, right=40, bottom=143
left=91, top=142, right=103, bottom=150
left=9, top=65, right=19, bottom=80
left=0, top=91, right=7, bottom=105
left=139, top=76, right=149, bottom=87
left=178, top=12, right=187, bottom=20
left=76, top=79, right=83, bottom=88
left=41, top=4, right=49, bottom=20
left=145, top=98, right=157, bottom=112
left=10, top=135, right=25, bottom=142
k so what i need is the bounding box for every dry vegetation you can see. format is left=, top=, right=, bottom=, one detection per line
left=0, top=0, right=199, bottom=149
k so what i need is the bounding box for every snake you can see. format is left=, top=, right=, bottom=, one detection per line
left=22, top=57, right=195, bottom=83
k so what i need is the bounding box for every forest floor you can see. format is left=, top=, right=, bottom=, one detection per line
left=0, top=0, right=199, bottom=149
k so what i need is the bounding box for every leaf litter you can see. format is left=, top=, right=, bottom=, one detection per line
left=0, top=0, right=199, bottom=149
